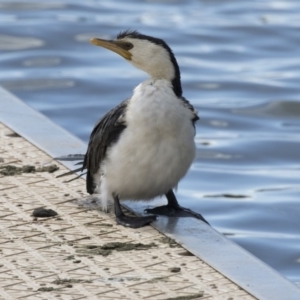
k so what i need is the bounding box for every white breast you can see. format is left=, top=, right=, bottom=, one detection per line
left=98, top=79, right=196, bottom=206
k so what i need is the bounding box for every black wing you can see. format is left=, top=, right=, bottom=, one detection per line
left=83, top=99, right=128, bottom=194
left=181, top=96, right=199, bottom=125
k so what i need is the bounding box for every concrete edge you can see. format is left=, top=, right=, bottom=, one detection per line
left=1, top=85, right=299, bottom=300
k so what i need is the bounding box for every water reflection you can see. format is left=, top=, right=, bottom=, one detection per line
left=75, top=33, right=110, bottom=43
left=23, top=57, right=61, bottom=67
left=0, top=2, right=66, bottom=10
left=235, top=100, right=300, bottom=118
left=0, top=34, right=44, bottom=50
left=2, top=79, right=75, bottom=91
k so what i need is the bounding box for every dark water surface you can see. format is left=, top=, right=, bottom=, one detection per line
left=1, top=0, right=300, bottom=284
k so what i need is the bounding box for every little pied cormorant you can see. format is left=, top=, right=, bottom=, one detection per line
left=60, top=30, right=209, bottom=228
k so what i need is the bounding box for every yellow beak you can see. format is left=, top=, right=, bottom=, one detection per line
left=90, top=38, right=132, bottom=60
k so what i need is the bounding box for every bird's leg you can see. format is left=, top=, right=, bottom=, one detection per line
left=113, top=194, right=156, bottom=228
left=144, top=190, right=210, bottom=225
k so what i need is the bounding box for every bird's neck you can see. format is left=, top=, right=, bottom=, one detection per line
left=132, top=55, right=182, bottom=97
left=146, top=76, right=182, bottom=99
left=169, top=51, right=182, bottom=98
left=149, top=70, right=182, bottom=98
left=171, top=75, right=182, bottom=98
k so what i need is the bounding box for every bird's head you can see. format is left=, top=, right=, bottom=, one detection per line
left=90, top=30, right=182, bottom=97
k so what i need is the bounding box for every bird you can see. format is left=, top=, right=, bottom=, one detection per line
left=59, top=30, right=209, bottom=228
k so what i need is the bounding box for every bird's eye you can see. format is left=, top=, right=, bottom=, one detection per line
left=122, top=42, right=133, bottom=50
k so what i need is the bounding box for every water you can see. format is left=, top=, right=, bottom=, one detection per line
left=1, top=0, right=300, bottom=284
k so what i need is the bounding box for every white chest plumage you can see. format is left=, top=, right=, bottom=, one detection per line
left=96, top=79, right=196, bottom=208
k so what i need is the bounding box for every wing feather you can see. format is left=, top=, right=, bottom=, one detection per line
left=83, top=99, right=128, bottom=194
left=181, top=96, right=199, bottom=125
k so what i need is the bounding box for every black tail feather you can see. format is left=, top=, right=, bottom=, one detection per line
left=56, top=167, right=82, bottom=178
left=64, top=172, right=87, bottom=183
left=86, top=171, right=96, bottom=195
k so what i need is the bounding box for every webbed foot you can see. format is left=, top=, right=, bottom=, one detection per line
left=116, top=215, right=157, bottom=228
left=113, top=194, right=156, bottom=228
left=145, top=205, right=209, bottom=225
left=144, top=205, right=177, bottom=217
left=145, top=190, right=210, bottom=225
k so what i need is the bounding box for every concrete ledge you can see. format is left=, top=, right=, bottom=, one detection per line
left=1, top=86, right=300, bottom=300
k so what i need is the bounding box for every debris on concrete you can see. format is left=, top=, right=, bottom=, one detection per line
left=77, top=242, right=156, bottom=256
left=169, top=267, right=181, bottom=273
left=158, top=236, right=180, bottom=248
left=32, top=207, right=58, bottom=218
left=0, top=164, right=59, bottom=176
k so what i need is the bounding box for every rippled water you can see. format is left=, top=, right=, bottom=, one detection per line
left=1, top=0, right=300, bottom=284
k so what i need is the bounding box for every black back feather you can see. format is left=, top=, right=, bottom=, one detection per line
left=82, top=100, right=128, bottom=194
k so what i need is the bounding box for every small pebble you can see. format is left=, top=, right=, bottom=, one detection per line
left=32, top=207, right=58, bottom=218
left=73, top=260, right=81, bottom=264
left=169, top=267, right=181, bottom=273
